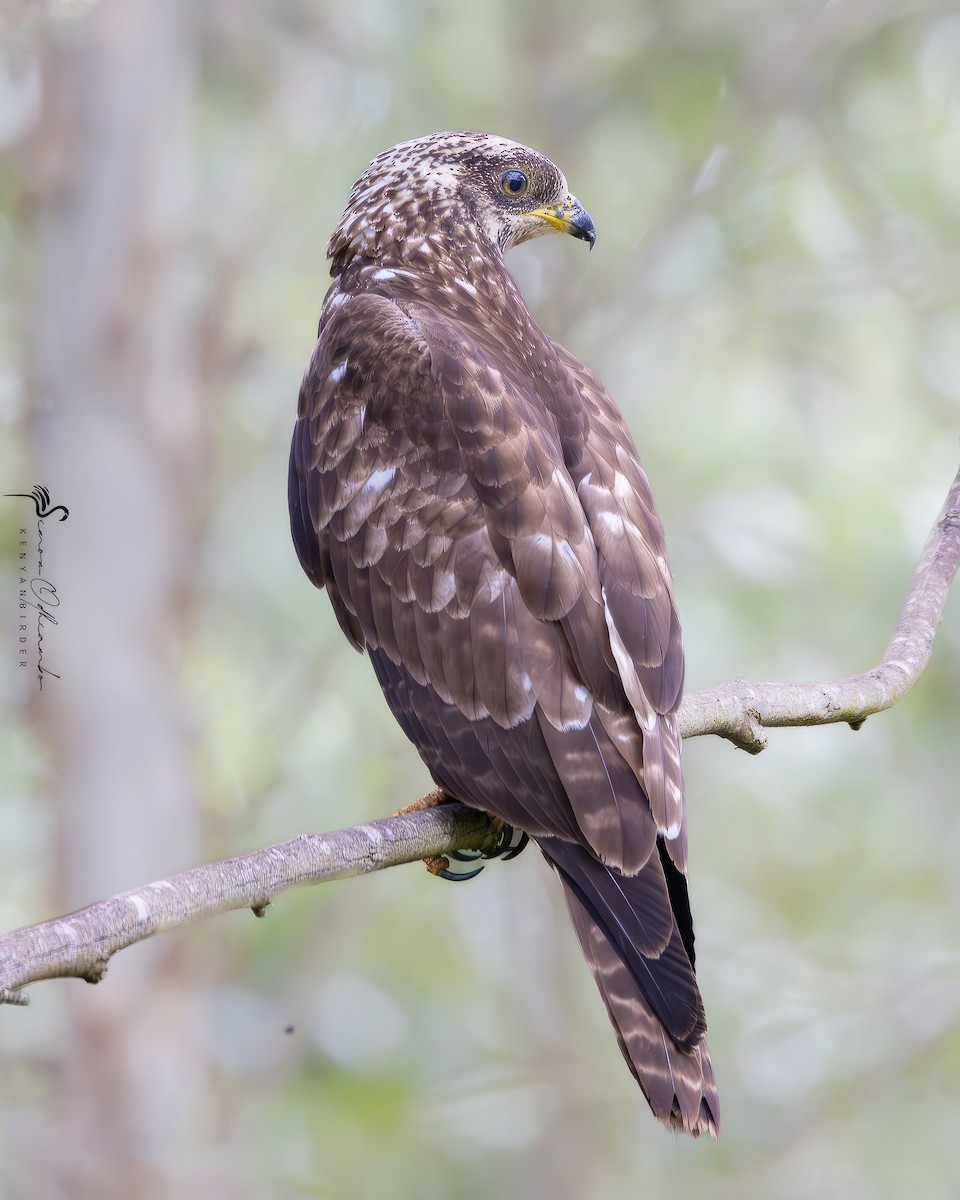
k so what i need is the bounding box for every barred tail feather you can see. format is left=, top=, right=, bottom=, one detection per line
left=540, top=837, right=719, bottom=1137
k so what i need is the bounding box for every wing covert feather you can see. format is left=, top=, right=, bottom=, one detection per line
left=290, top=291, right=691, bottom=866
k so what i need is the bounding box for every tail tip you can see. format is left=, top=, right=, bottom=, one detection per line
left=667, top=1096, right=720, bottom=1139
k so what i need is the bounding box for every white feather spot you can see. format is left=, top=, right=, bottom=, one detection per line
left=600, top=584, right=645, bottom=719
left=360, top=467, right=396, bottom=496
left=612, top=471, right=635, bottom=503
left=371, top=267, right=417, bottom=283
left=597, top=510, right=626, bottom=536
left=482, top=565, right=513, bottom=602
left=427, top=569, right=457, bottom=612
left=328, top=360, right=349, bottom=385
left=555, top=711, right=592, bottom=733
left=352, top=183, right=383, bottom=206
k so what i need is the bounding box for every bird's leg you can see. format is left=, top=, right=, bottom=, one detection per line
left=394, top=788, right=529, bottom=881
left=395, top=786, right=449, bottom=815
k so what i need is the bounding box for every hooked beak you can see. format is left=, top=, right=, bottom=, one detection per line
left=526, top=194, right=597, bottom=249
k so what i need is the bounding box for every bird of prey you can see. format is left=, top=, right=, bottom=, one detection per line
left=289, top=131, right=718, bottom=1136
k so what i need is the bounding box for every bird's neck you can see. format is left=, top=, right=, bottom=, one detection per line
left=331, top=207, right=502, bottom=271
left=332, top=229, right=535, bottom=322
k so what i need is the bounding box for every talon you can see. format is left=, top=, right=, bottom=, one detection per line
left=401, top=796, right=529, bottom=881
left=480, top=819, right=528, bottom=862
left=426, top=851, right=485, bottom=882
left=499, top=830, right=530, bottom=861
left=437, top=864, right=485, bottom=882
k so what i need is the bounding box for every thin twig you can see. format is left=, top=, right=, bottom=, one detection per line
left=1, top=464, right=957, bottom=1006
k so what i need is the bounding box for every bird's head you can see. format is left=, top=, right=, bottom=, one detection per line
left=328, top=131, right=596, bottom=271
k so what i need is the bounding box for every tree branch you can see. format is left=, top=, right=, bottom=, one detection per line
left=2, top=464, right=957, bottom=1006
left=0, top=804, right=500, bottom=1006
left=677, top=463, right=960, bottom=753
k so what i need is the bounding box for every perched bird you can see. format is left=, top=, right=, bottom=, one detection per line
left=288, top=131, right=718, bottom=1135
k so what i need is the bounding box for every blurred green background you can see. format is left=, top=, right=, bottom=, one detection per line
left=1, top=0, right=959, bottom=1196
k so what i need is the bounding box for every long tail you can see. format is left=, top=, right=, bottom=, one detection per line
left=539, top=836, right=719, bottom=1137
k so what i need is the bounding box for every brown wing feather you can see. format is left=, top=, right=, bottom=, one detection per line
left=548, top=340, right=687, bottom=862
left=290, top=277, right=712, bottom=1131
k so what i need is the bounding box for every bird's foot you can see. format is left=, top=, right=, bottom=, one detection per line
left=424, top=853, right=484, bottom=881
left=395, top=791, right=529, bottom=882
left=428, top=817, right=530, bottom=881
left=396, top=788, right=478, bottom=880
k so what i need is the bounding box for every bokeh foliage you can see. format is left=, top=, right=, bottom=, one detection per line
left=1, top=0, right=958, bottom=1196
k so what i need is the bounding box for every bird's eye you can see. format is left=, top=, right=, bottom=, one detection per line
left=500, top=170, right=528, bottom=197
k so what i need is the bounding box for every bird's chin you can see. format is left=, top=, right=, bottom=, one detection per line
left=506, top=214, right=566, bottom=250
